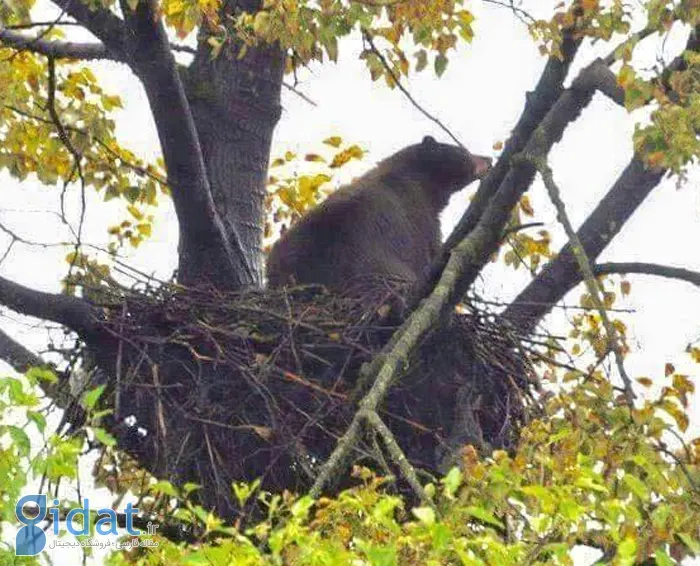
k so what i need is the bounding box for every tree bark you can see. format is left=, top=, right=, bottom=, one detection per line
left=185, top=39, right=285, bottom=287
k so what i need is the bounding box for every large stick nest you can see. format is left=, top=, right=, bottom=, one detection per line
left=88, top=281, right=534, bottom=517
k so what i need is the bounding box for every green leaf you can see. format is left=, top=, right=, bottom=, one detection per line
left=26, top=366, right=58, bottom=385
left=290, top=495, right=314, bottom=519
left=464, top=506, right=504, bottom=529
left=434, top=54, right=448, bottom=77
left=415, top=49, right=428, bottom=72
left=26, top=410, right=46, bottom=433
left=616, top=536, right=638, bottom=565
left=412, top=506, right=436, bottom=525
left=359, top=542, right=397, bottom=566
left=82, top=384, right=106, bottom=410
left=654, top=548, right=676, bottom=566
left=151, top=480, right=178, bottom=497
left=442, top=467, right=462, bottom=498
left=8, top=425, right=31, bottom=456
left=92, top=427, right=116, bottom=447
left=623, top=473, right=650, bottom=501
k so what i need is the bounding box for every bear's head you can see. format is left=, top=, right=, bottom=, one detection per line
left=392, top=136, right=492, bottom=207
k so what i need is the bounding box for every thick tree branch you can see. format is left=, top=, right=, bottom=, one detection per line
left=0, top=28, right=118, bottom=61
left=503, top=26, right=699, bottom=333
left=120, top=0, right=254, bottom=288
left=50, top=0, right=127, bottom=57
left=594, top=263, right=700, bottom=287
left=0, top=327, right=42, bottom=373
left=441, top=59, right=624, bottom=304
left=410, top=26, right=582, bottom=303
left=503, top=157, right=666, bottom=332
left=447, top=35, right=581, bottom=246
left=0, top=327, right=85, bottom=422
left=0, top=274, right=100, bottom=336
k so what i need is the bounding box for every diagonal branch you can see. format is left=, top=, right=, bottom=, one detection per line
left=446, top=34, right=581, bottom=248
left=410, top=26, right=582, bottom=303
left=594, top=263, right=700, bottom=287
left=119, top=0, right=254, bottom=288
left=0, top=28, right=119, bottom=61
left=0, top=327, right=88, bottom=429
left=312, top=56, right=629, bottom=496
left=0, top=274, right=100, bottom=336
left=439, top=59, right=624, bottom=304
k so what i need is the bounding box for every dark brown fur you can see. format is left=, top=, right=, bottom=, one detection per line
left=266, top=136, right=491, bottom=292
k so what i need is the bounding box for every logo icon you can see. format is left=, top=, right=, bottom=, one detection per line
left=15, top=494, right=47, bottom=556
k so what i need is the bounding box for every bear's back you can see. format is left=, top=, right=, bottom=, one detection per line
left=266, top=176, right=438, bottom=290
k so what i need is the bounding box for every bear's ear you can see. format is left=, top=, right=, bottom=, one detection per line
left=421, top=135, right=438, bottom=147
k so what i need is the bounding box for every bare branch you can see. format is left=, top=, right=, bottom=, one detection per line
left=282, top=81, right=318, bottom=107
left=0, top=274, right=100, bottom=336
left=503, top=26, right=699, bottom=332
left=444, top=28, right=582, bottom=250
left=481, top=0, right=535, bottom=25
left=0, top=28, right=118, bottom=61
left=428, top=59, right=623, bottom=306
left=594, top=263, right=700, bottom=287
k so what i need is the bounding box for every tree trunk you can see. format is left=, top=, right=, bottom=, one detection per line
left=183, top=33, right=285, bottom=287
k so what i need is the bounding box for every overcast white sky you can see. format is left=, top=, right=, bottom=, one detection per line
left=1, top=0, right=699, bottom=562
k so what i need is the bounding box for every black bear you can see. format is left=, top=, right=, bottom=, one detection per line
left=266, top=136, right=491, bottom=292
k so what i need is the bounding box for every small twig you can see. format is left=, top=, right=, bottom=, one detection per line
left=3, top=20, right=83, bottom=30
left=114, top=302, right=127, bottom=421
left=282, top=81, right=318, bottom=107
left=47, top=56, right=87, bottom=275
left=481, top=0, right=535, bottom=25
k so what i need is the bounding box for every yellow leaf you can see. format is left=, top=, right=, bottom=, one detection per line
left=330, top=145, right=364, bottom=168
left=127, top=205, right=143, bottom=220
left=520, top=195, right=534, bottom=216
left=687, top=346, right=700, bottom=363
left=323, top=136, right=343, bottom=148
